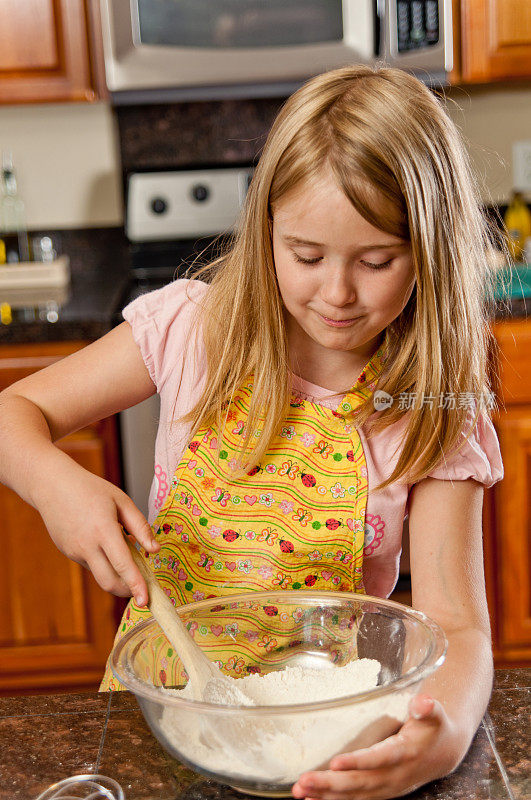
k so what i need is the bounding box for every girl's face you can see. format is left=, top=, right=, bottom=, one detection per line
left=272, top=168, right=416, bottom=377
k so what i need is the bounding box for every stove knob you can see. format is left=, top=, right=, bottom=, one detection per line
left=150, top=197, right=168, bottom=214
left=191, top=183, right=210, bottom=202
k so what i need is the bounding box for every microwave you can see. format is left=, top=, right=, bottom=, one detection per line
left=99, top=0, right=453, bottom=104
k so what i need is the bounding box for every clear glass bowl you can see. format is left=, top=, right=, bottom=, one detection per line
left=111, top=591, right=446, bottom=797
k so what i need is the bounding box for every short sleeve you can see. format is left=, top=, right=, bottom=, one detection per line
left=426, top=407, right=504, bottom=488
left=122, top=278, right=208, bottom=391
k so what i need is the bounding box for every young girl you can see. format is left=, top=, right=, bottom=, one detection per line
left=0, top=64, right=505, bottom=799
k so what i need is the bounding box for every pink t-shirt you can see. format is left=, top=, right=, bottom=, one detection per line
left=123, top=279, right=504, bottom=599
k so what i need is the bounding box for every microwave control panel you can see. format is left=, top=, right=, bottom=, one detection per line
left=396, top=0, right=440, bottom=52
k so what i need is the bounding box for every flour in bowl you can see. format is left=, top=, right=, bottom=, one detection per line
left=158, top=658, right=412, bottom=785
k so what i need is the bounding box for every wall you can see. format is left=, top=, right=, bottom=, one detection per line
left=445, top=83, right=531, bottom=206
left=0, top=102, right=122, bottom=229
left=0, top=82, right=529, bottom=230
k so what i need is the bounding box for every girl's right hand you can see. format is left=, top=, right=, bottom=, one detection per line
left=34, top=461, right=160, bottom=606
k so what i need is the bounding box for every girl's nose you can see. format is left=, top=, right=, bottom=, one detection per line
left=322, top=265, right=357, bottom=307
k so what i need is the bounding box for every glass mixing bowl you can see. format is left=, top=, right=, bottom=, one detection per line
left=111, top=591, right=446, bottom=797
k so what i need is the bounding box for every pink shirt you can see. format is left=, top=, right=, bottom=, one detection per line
left=123, top=279, right=504, bottom=599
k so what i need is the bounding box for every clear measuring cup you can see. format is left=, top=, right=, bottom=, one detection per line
left=34, top=774, right=125, bottom=800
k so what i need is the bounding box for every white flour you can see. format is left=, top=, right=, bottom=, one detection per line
left=158, top=659, right=412, bottom=785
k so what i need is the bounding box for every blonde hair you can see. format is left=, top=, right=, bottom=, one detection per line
left=181, top=64, right=508, bottom=492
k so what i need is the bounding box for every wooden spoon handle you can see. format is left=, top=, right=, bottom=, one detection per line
left=125, top=536, right=217, bottom=692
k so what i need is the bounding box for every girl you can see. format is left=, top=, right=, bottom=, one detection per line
left=0, top=65, right=505, bottom=799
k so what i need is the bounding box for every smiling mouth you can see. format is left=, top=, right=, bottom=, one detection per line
left=319, top=313, right=360, bottom=327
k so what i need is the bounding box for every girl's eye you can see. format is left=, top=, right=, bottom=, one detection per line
left=360, top=259, right=392, bottom=270
left=293, top=253, right=321, bottom=265
left=292, top=253, right=393, bottom=270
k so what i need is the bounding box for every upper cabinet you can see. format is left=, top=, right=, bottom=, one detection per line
left=0, top=1, right=530, bottom=105
left=456, top=0, right=531, bottom=83
left=0, top=0, right=107, bottom=104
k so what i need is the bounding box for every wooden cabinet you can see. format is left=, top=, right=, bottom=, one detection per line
left=0, top=0, right=107, bottom=104
left=0, top=341, right=121, bottom=694
left=485, top=319, right=531, bottom=666
left=2, top=2, right=531, bottom=105
left=456, top=0, right=531, bottom=83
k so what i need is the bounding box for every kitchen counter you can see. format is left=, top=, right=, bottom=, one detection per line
left=0, top=226, right=529, bottom=346
left=0, top=228, right=131, bottom=344
left=0, top=669, right=528, bottom=800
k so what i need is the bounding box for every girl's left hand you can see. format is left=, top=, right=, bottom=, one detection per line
left=291, top=694, right=464, bottom=800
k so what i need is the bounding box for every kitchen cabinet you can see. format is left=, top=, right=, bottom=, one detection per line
left=0, top=0, right=107, bottom=104
left=484, top=318, right=531, bottom=666
left=456, top=0, right=531, bottom=83
left=0, top=341, right=121, bottom=694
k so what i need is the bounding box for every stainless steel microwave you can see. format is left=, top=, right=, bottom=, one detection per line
left=99, top=0, right=453, bottom=104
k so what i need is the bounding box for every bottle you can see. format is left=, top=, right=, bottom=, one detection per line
left=0, top=152, right=32, bottom=263
left=504, top=191, right=531, bottom=262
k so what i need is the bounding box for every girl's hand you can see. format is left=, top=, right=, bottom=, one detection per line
left=34, top=460, right=160, bottom=606
left=292, top=694, right=464, bottom=800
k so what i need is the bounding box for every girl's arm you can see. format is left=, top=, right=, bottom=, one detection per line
left=292, top=477, right=492, bottom=800
left=406, top=476, right=492, bottom=749
left=0, top=322, right=161, bottom=604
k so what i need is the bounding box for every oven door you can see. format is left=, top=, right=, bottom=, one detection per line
left=99, top=0, right=377, bottom=99
left=120, top=394, right=160, bottom=521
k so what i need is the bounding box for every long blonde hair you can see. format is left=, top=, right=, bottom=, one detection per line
left=180, top=64, right=508, bottom=492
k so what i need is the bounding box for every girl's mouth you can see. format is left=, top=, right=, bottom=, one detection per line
left=319, top=313, right=361, bottom=328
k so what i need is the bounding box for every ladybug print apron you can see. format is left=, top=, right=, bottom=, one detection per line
left=100, top=346, right=386, bottom=690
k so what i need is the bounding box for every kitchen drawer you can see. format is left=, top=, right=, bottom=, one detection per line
left=0, top=341, right=87, bottom=389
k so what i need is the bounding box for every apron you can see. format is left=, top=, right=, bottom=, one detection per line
left=100, top=345, right=385, bottom=691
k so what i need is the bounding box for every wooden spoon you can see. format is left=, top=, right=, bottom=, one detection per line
left=125, top=536, right=250, bottom=704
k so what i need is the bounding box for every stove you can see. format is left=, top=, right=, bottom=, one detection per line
left=114, top=166, right=253, bottom=320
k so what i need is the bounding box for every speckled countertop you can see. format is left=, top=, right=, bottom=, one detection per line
left=0, top=228, right=131, bottom=345
left=0, top=669, right=529, bottom=800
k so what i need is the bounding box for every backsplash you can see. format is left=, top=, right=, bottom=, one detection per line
left=115, top=97, right=285, bottom=173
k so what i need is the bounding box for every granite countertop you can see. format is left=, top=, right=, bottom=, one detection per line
left=0, top=668, right=528, bottom=800
left=0, top=227, right=529, bottom=346
left=0, top=228, right=131, bottom=345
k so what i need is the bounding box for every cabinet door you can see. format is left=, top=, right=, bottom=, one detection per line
left=461, top=0, right=531, bottom=82
left=0, top=342, right=121, bottom=693
left=489, top=407, right=531, bottom=664
left=0, top=0, right=106, bottom=104
left=486, top=320, right=531, bottom=666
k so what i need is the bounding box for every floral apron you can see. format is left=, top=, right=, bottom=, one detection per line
left=100, top=346, right=385, bottom=691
